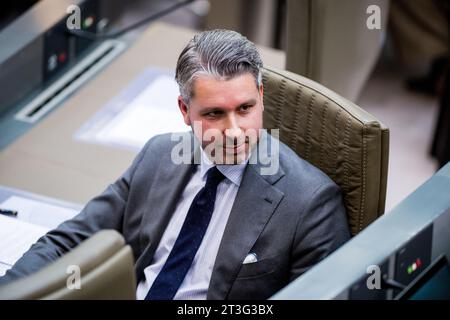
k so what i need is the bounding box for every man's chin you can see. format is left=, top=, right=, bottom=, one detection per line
left=203, top=148, right=248, bottom=165
left=221, top=145, right=249, bottom=165
left=222, top=152, right=247, bottom=165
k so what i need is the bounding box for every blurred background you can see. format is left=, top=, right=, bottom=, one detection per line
left=118, top=0, right=449, bottom=211
left=0, top=0, right=448, bottom=211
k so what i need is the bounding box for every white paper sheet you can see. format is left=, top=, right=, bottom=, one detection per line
left=0, top=214, right=49, bottom=267
left=93, top=74, right=187, bottom=150
left=0, top=196, right=79, bottom=229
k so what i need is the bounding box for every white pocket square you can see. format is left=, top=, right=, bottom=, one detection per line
left=243, top=253, right=258, bottom=264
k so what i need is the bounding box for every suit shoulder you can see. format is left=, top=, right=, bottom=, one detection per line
left=278, top=141, right=337, bottom=190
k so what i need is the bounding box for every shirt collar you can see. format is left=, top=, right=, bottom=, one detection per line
left=199, top=149, right=247, bottom=187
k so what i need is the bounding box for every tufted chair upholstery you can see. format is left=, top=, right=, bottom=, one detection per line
left=262, top=66, right=389, bottom=235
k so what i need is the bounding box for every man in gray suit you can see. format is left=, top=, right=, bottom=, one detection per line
left=0, top=30, right=350, bottom=299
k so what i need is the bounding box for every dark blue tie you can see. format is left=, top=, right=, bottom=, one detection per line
left=145, top=166, right=225, bottom=300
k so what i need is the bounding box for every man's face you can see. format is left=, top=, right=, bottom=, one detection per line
left=178, top=72, right=264, bottom=164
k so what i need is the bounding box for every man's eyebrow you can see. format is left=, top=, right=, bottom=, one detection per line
left=200, top=99, right=257, bottom=112
left=198, top=98, right=259, bottom=114
left=200, top=107, right=225, bottom=113
left=237, top=99, right=257, bottom=107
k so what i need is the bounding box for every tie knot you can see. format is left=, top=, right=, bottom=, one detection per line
left=206, top=166, right=225, bottom=187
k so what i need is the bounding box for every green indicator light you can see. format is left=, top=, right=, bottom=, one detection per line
left=83, top=16, right=94, bottom=29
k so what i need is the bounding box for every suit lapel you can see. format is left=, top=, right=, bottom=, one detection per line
left=207, top=131, right=285, bottom=299
left=135, top=135, right=198, bottom=281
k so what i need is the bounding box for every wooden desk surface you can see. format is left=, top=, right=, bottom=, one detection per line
left=0, top=22, right=285, bottom=204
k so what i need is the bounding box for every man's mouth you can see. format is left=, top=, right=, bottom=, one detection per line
left=223, top=142, right=247, bottom=154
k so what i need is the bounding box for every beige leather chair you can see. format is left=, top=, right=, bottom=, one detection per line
left=0, top=230, right=136, bottom=300
left=262, top=66, right=389, bottom=236
left=285, top=0, right=390, bottom=101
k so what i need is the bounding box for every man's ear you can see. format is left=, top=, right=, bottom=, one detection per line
left=259, top=83, right=264, bottom=111
left=178, top=96, right=191, bottom=126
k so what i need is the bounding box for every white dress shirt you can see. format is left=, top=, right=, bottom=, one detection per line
left=136, top=151, right=247, bottom=300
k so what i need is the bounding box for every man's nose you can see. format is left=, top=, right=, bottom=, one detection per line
left=224, top=115, right=243, bottom=143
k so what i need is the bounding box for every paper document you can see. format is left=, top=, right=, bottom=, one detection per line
left=75, top=68, right=187, bottom=151
left=0, top=196, right=79, bottom=229
left=0, top=214, right=49, bottom=271
left=94, top=75, right=185, bottom=148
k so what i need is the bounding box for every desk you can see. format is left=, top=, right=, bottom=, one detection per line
left=271, top=163, right=450, bottom=299
left=0, top=23, right=285, bottom=204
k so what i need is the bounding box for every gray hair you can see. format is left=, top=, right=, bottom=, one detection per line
left=175, top=29, right=263, bottom=104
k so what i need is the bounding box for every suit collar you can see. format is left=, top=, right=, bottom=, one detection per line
left=199, top=148, right=247, bottom=187
left=247, top=129, right=284, bottom=184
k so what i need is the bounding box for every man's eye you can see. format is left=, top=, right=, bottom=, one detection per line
left=240, top=105, right=252, bottom=112
left=205, top=111, right=221, bottom=117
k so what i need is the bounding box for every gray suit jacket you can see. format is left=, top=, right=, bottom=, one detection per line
left=0, top=131, right=350, bottom=299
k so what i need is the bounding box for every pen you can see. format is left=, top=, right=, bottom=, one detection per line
left=0, top=208, right=18, bottom=217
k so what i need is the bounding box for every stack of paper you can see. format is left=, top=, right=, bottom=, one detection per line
left=0, top=195, right=80, bottom=276
left=0, top=214, right=49, bottom=276
left=1, top=196, right=79, bottom=229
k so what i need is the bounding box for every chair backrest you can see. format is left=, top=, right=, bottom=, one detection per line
left=262, top=66, right=389, bottom=236
left=0, top=230, right=136, bottom=299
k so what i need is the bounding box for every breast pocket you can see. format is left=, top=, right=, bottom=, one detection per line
left=236, top=254, right=279, bottom=279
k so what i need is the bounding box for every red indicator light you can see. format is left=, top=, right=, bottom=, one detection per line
left=58, top=52, right=67, bottom=63
left=416, top=258, right=422, bottom=268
